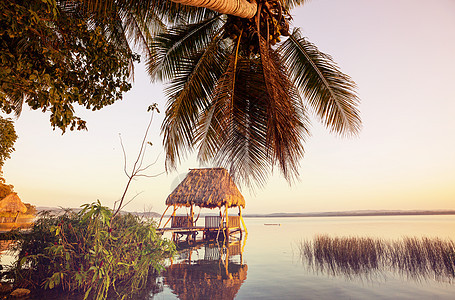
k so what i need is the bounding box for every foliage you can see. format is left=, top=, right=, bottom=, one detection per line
left=0, top=178, right=14, bottom=199
left=0, top=0, right=213, bottom=132
left=8, top=201, right=175, bottom=299
left=23, top=203, right=37, bottom=216
left=0, top=116, right=17, bottom=201
left=0, top=116, right=17, bottom=168
left=147, top=0, right=361, bottom=187
left=0, top=0, right=136, bottom=132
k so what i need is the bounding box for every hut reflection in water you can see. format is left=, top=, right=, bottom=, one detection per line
left=163, top=239, right=247, bottom=300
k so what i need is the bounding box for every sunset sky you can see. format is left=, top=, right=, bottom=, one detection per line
left=3, top=0, right=455, bottom=214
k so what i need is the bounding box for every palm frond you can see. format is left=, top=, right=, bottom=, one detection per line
left=195, top=54, right=236, bottom=165
left=161, top=33, right=228, bottom=170
left=195, top=38, right=309, bottom=187
left=195, top=54, right=271, bottom=187
left=75, top=0, right=213, bottom=70
left=258, top=36, right=309, bottom=182
left=278, top=28, right=361, bottom=136
left=283, top=0, right=311, bottom=10
left=112, top=0, right=216, bottom=25
left=59, top=0, right=137, bottom=76
left=119, top=8, right=165, bottom=74
left=100, top=13, right=138, bottom=77
left=0, top=92, right=25, bottom=117
left=120, top=4, right=166, bottom=47
left=219, top=57, right=274, bottom=187
left=148, top=15, right=225, bottom=81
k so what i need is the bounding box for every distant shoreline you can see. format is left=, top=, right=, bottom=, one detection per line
left=35, top=207, right=455, bottom=219
left=243, top=210, right=455, bottom=218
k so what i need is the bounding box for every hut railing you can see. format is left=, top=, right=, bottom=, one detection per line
left=0, top=217, right=16, bottom=223
left=205, top=216, right=240, bottom=229
left=204, top=244, right=221, bottom=260
left=204, top=242, right=242, bottom=260
left=171, top=216, right=193, bottom=228
left=228, top=241, right=242, bottom=256
left=228, top=216, right=240, bottom=228
left=205, top=216, right=220, bottom=229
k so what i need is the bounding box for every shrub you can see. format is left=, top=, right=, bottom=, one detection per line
left=7, top=201, right=175, bottom=299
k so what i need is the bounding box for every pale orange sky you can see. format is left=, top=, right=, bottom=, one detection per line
left=3, top=0, right=455, bottom=214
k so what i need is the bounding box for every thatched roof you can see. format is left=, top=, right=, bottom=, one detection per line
left=166, top=168, right=245, bottom=209
left=0, top=193, right=27, bottom=213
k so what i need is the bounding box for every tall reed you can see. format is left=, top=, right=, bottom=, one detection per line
left=299, top=235, right=455, bottom=282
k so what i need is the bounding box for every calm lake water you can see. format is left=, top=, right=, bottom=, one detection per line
left=154, top=215, right=455, bottom=300
left=1, top=215, right=453, bottom=299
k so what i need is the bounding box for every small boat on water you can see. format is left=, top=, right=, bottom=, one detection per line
left=264, top=223, right=281, bottom=226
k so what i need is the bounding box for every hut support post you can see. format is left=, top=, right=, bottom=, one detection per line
left=14, top=212, right=19, bottom=223
left=241, top=236, right=247, bottom=265
left=217, top=207, right=226, bottom=241
left=222, top=245, right=232, bottom=279
left=162, top=205, right=177, bottom=229
left=239, top=206, right=248, bottom=235
left=225, top=205, right=229, bottom=242
left=190, top=204, right=194, bottom=227
left=158, top=205, right=170, bottom=228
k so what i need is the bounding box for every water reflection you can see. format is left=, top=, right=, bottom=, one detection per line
left=299, top=235, right=455, bottom=283
left=163, top=239, right=247, bottom=300
left=0, top=240, right=16, bottom=267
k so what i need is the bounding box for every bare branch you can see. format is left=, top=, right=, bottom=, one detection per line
left=119, top=134, right=129, bottom=178
left=112, top=104, right=162, bottom=218
left=117, top=191, right=144, bottom=214
left=134, top=171, right=166, bottom=178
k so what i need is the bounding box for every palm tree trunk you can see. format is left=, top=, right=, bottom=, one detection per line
left=170, top=0, right=257, bottom=18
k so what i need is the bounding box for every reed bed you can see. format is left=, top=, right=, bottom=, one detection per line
left=299, top=235, right=455, bottom=282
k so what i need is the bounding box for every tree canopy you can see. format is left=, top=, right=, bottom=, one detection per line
left=0, top=116, right=17, bottom=199
left=0, top=116, right=17, bottom=168
left=0, top=0, right=136, bottom=132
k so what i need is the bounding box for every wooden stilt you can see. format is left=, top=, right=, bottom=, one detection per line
left=239, top=206, right=248, bottom=235
left=238, top=207, right=242, bottom=239
left=190, top=204, right=194, bottom=227
left=163, top=205, right=177, bottom=228
left=225, top=205, right=229, bottom=242
left=14, top=212, right=19, bottom=223
left=217, top=207, right=226, bottom=241
left=241, top=233, right=247, bottom=254
left=225, top=245, right=232, bottom=279
left=158, top=205, right=170, bottom=228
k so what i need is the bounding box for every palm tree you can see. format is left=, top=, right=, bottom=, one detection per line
left=148, top=0, right=361, bottom=187
left=48, top=0, right=359, bottom=187
left=170, top=0, right=257, bottom=18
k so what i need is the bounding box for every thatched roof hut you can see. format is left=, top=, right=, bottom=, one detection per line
left=166, top=168, right=245, bottom=209
left=0, top=193, right=27, bottom=213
